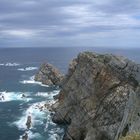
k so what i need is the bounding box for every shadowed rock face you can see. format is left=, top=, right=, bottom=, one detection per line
left=26, top=115, right=32, bottom=130
left=52, top=52, right=140, bottom=140
left=35, top=63, right=64, bottom=86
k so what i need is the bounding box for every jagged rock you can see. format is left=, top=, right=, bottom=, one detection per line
left=35, top=63, right=64, bottom=86
left=22, top=132, right=28, bottom=140
left=26, top=115, right=32, bottom=129
left=0, top=93, right=5, bottom=101
left=52, top=52, right=140, bottom=140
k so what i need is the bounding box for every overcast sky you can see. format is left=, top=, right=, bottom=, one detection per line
left=0, top=0, right=140, bottom=48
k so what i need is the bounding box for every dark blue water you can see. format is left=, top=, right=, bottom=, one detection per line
left=0, top=47, right=139, bottom=140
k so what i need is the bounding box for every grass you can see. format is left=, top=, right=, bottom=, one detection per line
left=119, top=133, right=140, bottom=140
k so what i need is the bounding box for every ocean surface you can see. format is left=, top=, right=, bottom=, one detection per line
left=0, top=47, right=140, bottom=140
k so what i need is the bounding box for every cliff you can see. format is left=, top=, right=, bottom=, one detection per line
left=35, top=63, right=64, bottom=86
left=51, top=52, right=140, bottom=140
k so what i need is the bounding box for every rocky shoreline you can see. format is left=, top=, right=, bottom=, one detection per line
left=35, top=51, right=140, bottom=140
left=21, top=100, right=59, bottom=140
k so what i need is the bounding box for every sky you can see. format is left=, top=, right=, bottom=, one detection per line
left=0, top=0, right=140, bottom=48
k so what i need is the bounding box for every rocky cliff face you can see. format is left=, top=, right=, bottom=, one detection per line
left=35, top=63, right=64, bottom=86
left=52, top=52, right=140, bottom=140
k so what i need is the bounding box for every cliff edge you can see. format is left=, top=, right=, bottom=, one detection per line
left=52, top=52, right=140, bottom=140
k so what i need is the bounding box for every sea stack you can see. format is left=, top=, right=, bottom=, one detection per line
left=26, top=115, right=32, bottom=130
left=35, top=63, right=64, bottom=86
left=51, top=52, right=140, bottom=140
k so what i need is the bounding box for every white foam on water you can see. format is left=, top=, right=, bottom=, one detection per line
left=35, top=90, right=59, bottom=99
left=4, top=63, right=20, bottom=67
left=20, top=76, right=49, bottom=87
left=0, top=63, right=20, bottom=66
left=47, top=127, right=63, bottom=140
left=13, top=89, right=62, bottom=140
left=19, top=131, right=42, bottom=140
left=17, top=67, right=38, bottom=71
left=0, top=91, right=32, bottom=102
left=14, top=101, right=48, bottom=130
left=48, top=125, right=64, bottom=140
left=48, top=90, right=60, bottom=100
left=28, top=131, right=42, bottom=139
left=52, top=90, right=60, bottom=95
left=2, top=63, right=20, bottom=67
left=20, top=76, right=41, bottom=84
left=35, top=92, right=49, bottom=97
left=45, top=114, right=56, bottom=131
left=40, top=83, right=50, bottom=87
left=48, top=134, right=61, bottom=140
left=5, top=63, right=20, bottom=66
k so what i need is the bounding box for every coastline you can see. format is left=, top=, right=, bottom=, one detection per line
left=35, top=51, right=140, bottom=140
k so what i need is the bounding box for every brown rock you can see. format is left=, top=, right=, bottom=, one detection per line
left=52, top=52, right=140, bottom=140
left=35, top=63, right=64, bottom=86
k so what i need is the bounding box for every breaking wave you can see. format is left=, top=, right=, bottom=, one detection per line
left=14, top=100, right=63, bottom=140
left=20, top=76, right=49, bottom=87
left=13, top=101, right=47, bottom=130
left=17, top=67, right=38, bottom=71
left=0, top=63, right=20, bottom=67
left=35, top=90, right=60, bottom=99
left=0, top=91, right=32, bottom=102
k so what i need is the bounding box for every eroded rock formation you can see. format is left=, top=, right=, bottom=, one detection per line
left=35, top=63, right=64, bottom=86
left=52, top=52, right=140, bottom=140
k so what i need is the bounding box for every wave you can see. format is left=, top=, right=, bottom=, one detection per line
left=20, top=76, right=49, bottom=87
left=20, top=126, right=63, bottom=140
left=13, top=100, right=54, bottom=140
left=14, top=101, right=48, bottom=130
left=19, top=131, right=42, bottom=140
left=47, top=129, right=63, bottom=140
left=17, top=67, right=38, bottom=71
left=15, top=100, right=63, bottom=140
left=35, top=90, right=60, bottom=99
left=0, top=63, right=20, bottom=67
left=0, top=91, right=32, bottom=102
left=12, top=89, right=63, bottom=140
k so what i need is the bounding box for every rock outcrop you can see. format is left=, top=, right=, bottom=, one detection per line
left=52, top=52, right=140, bottom=140
left=26, top=115, right=32, bottom=129
left=22, top=132, right=28, bottom=140
left=35, top=63, right=64, bottom=86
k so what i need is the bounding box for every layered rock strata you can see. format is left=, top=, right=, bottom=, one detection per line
left=52, top=52, right=140, bottom=140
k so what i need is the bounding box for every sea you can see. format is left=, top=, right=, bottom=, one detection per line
left=0, top=47, right=140, bottom=140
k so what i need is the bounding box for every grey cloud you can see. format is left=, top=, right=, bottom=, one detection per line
left=0, top=0, right=140, bottom=47
left=94, top=0, right=140, bottom=14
